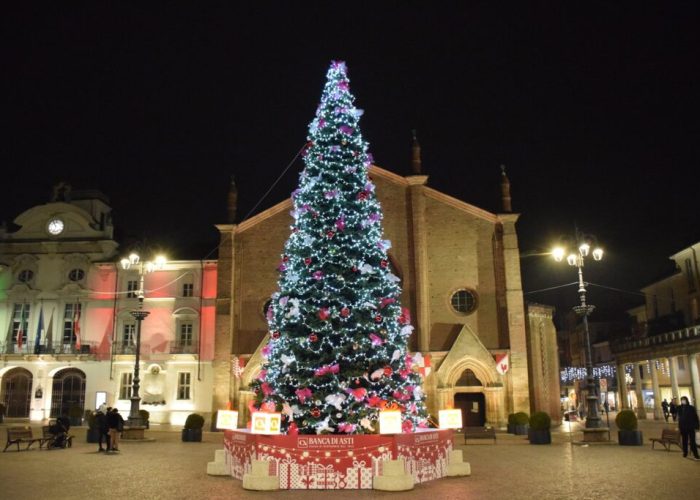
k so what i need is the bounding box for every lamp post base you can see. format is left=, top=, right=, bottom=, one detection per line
left=582, top=428, right=610, bottom=442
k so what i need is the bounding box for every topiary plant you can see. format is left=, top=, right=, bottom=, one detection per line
left=184, top=413, right=205, bottom=430
left=513, top=412, right=529, bottom=425
left=529, top=411, right=551, bottom=431
left=507, top=413, right=516, bottom=425
left=615, top=409, right=638, bottom=431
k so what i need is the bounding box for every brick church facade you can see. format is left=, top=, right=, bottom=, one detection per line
left=213, top=142, right=559, bottom=428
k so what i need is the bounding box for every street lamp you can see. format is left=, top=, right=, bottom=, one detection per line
left=552, top=238, right=604, bottom=430
left=120, top=251, right=166, bottom=427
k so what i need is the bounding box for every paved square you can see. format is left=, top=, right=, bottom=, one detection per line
left=0, top=417, right=697, bottom=499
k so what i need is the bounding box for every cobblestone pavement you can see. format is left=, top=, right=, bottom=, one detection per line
left=0, top=415, right=697, bottom=500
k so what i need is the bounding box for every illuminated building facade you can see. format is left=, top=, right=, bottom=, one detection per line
left=0, top=186, right=217, bottom=425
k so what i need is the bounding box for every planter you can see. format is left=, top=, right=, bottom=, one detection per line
left=182, top=428, right=202, bottom=442
left=617, top=430, right=643, bottom=446
left=86, top=428, right=101, bottom=443
left=514, top=424, right=529, bottom=436
left=528, top=429, right=551, bottom=444
left=507, top=423, right=515, bottom=434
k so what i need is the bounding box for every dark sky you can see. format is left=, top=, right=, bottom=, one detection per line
left=3, top=2, right=699, bottom=324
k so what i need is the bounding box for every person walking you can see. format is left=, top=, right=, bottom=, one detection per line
left=661, top=399, right=670, bottom=422
left=670, top=398, right=678, bottom=422
left=676, top=396, right=700, bottom=460
left=107, top=407, right=124, bottom=452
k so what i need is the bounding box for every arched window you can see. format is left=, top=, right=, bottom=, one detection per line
left=50, top=368, right=86, bottom=418
left=1, top=368, right=33, bottom=417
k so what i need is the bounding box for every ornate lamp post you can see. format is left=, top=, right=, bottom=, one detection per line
left=553, top=239, right=604, bottom=430
left=120, top=252, right=166, bottom=427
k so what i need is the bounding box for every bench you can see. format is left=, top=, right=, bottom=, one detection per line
left=3, top=426, right=43, bottom=452
left=650, top=429, right=681, bottom=451
left=464, top=426, right=496, bottom=444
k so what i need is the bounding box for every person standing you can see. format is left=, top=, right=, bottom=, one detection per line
left=95, top=407, right=110, bottom=452
left=676, top=396, right=700, bottom=460
left=670, top=398, right=678, bottom=422
left=107, top=408, right=124, bottom=452
left=661, top=399, right=670, bottom=422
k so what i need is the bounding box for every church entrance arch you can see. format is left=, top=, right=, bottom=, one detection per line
left=1, top=368, right=33, bottom=417
left=453, top=368, right=486, bottom=426
left=50, top=368, right=85, bottom=418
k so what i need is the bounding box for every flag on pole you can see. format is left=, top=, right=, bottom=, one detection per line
left=73, top=304, right=81, bottom=350
left=34, top=307, right=45, bottom=354
left=45, top=309, right=54, bottom=352
left=16, top=304, right=25, bottom=351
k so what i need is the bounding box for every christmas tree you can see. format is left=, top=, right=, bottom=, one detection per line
left=250, top=61, right=428, bottom=434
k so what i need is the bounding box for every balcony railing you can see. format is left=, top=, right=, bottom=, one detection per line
left=610, top=324, right=700, bottom=353
left=0, top=342, right=95, bottom=355
left=169, top=342, right=198, bottom=354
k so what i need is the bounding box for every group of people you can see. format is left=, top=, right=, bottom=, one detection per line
left=662, top=396, right=700, bottom=460
left=93, top=405, right=124, bottom=453
left=661, top=398, right=680, bottom=422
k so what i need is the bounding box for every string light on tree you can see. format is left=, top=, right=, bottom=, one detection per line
left=250, top=61, right=428, bottom=435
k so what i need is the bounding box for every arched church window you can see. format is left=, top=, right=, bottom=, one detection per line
left=456, top=369, right=482, bottom=386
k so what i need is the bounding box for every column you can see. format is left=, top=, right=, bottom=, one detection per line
left=617, top=362, right=629, bottom=410
left=669, top=356, right=680, bottom=401
left=407, top=176, right=430, bottom=352
left=650, top=359, right=662, bottom=420
left=688, top=353, right=700, bottom=406
left=634, top=362, right=646, bottom=419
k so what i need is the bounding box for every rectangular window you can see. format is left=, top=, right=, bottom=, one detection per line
left=62, top=303, right=81, bottom=344
left=686, top=259, right=696, bottom=291
left=126, top=280, right=139, bottom=298
left=119, top=372, right=133, bottom=400
left=122, top=323, right=135, bottom=345
left=179, top=322, right=193, bottom=346
left=177, top=372, right=191, bottom=400
left=182, top=283, right=194, bottom=297
left=678, top=357, right=685, bottom=370
left=11, top=304, right=30, bottom=343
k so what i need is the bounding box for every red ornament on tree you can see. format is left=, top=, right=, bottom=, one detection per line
left=380, top=259, right=388, bottom=268
left=383, top=366, right=393, bottom=377
left=310, top=407, right=321, bottom=418
left=271, top=331, right=281, bottom=340
left=318, top=308, right=331, bottom=321
left=374, top=314, right=382, bottom=323
left=304, top=257, right=312, bottom=265
left=340, top=307, right=350, bottom=317
left=309, top=333, right=318, bottom=342
left=326, top=231, right=335, bottom=239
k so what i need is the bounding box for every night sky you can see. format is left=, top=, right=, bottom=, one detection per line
left=3, top=2, right=698, bottom=325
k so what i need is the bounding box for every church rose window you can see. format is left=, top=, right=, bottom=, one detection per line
left=450, top=289, right=478, bottom=314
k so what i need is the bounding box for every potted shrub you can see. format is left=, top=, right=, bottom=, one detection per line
left=507, top=413, right=516, bottom=434
left=0, top=403, right=5, bottom=424
left=528, top=411, right=552, bottom=444
left=86, top=410, right=101, bottom=442
left=139, top=409, right=150, bottom=429
left=182, top=413, right=205, bottom=442
left=512, top=412, right=529, bottom=435
left=68, top=406, right=84, bottom=427
left=615, top=410, right=643, bottom=445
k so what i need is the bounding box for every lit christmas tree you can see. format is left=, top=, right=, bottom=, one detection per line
left=250, top=61, right=428, bottom=434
